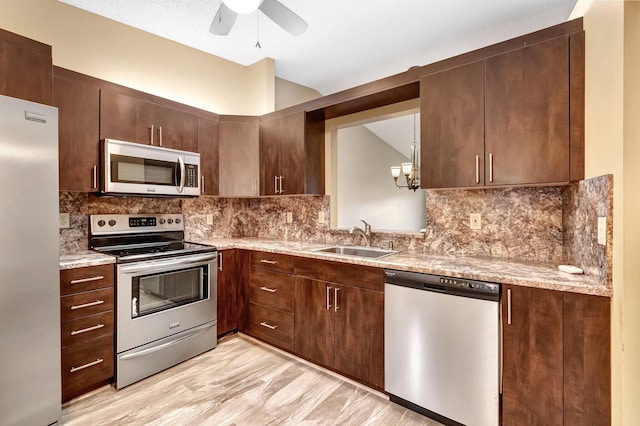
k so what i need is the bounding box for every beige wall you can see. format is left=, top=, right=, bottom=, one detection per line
left=275, top=77, right=322, bottom=110
left=579, top=0, right=640, bottom=424
left=0, top=0, right=275, bottom=115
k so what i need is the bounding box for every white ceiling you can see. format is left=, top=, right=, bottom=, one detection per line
left=58, top=0, right=579, bottom=96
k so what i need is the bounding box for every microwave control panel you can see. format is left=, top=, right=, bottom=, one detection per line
left=185, top=164, right=198, bottom=188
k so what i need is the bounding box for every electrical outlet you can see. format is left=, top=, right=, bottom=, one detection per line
left=206, top=214, right=213, bottom=225
left=597, top=217, right=607, bottom=245
left=286, top=212, right=293, bottom=223
left=59, top=213, right=70, bottom=229
left=470, top=213, right=481, bottom=230
left=318, top=211, right=325, bottom=224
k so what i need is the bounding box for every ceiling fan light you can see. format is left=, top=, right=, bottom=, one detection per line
left=225, top=0, right=263, bottom=14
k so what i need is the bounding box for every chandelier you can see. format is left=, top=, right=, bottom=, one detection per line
left=390, top=114, right=420, bottom=191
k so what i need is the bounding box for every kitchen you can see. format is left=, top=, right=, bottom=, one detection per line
left=0, top=0, right=638, bottom=425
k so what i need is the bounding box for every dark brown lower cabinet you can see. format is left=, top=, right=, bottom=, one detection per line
left=502, top=285, right=611, bottom=425
left=294, top=258, right=384, bottom=390
left=217, top=249, right=243, bottom=337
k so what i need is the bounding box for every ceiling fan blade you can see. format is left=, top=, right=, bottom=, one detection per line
left=209, top=2, right=238, bottom=36
left=259, top=0, right=308, bottom=36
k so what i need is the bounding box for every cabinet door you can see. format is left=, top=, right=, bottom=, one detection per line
left=563, top=293, right=611, bottom=426
left=55, top=69, right=100, bottom=192
left=502, top=286, right=563, bottom=425
left=198, top=116, right=219, bottom=196
left=278, top=112, right=306, bottom=195
left=294, top=277, right=334, bottom=368
left=219, top=117, right=260, bottom=197
left=217, top=250, right=240, bottom=336
left=259, top=116, right=281, bottom=195
left=420, top=61, right=485, bottom=188
left=0, top=29, right=52, bottom=105
left=333, top=285, right=384, bottom=389
left=153, top=104, right=198, bottom=152
left=99, top=89, right=154, bottom=145
left=486, top=37, right=570, bottom=185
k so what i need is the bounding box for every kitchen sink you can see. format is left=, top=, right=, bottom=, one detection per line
left=311, top=245, right=397, bottom=259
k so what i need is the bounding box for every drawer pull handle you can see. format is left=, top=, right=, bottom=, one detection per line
left=70, top=300, right=105, bottom=310
left=70, top=275, right=104, bottom=285
left=259, top=286, right=278, bottom=293
left=70, top=323, right=105, bottom=336
left=260, top=321, right=277, bottom=330
left=260, top=260, right=278, bottom=265
left=70, top=358, right=104, bottom=373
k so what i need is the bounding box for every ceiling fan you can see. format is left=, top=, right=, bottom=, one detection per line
left=209, top=0, right=308, bottom=36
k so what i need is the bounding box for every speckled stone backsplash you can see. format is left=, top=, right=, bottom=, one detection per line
left=59, top=192, right=181, bottom=252
left=563, top=174, right=613, bottom=287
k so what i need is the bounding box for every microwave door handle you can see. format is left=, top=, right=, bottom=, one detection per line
left=177, top=156, right=185, bottom=193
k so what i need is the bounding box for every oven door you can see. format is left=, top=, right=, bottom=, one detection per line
left=116, top=252, right=217, bottom=353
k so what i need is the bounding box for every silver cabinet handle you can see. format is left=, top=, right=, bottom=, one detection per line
left=92, top=165, right=98, bottom=190
left=334, top=288, right=340, bottom=312
left=70, top=358, right=104, bottom=373
left=70, top=275, right=104, bottom=285
left=274, top=176, right=278, bottom=194
left=326, top=286, right=333, bottom=311
left=201, top=176, right=205, bottom=194
left=279, top=176, right=284, bottom=194
left=177, top=156, right=185, bottom=193
left=259, top=259, right=278, bottom=265
left=489, top=153, right=494, bottom=183
left=254, top=178, right=258, bottom=196
left=260, top=321, right=277, bottom=330
left=507, top=288, right=512, bottom=325
left=475, top=155, right=480, bottom=184
left=158, top=126, right=163, bottom=146
left=150, top=124, right=155, bottom=145
left=218, top=252, right=223, bottom=272
left=260, top=286, right=277, bottom=293
left=70, top=323, right=105, bottom=336
left=70, top=300, right=105, bottom=310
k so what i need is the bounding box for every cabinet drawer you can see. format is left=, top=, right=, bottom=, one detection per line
left=250, top=269, right=294, bottom=313
left=61, top=287, right=114, bottom=321
left=61, top=310, right=114, bottom=348
left=60, top=264, right=114, bottom=295
left=250, top=251, right=294, bottom=273
left=247, top=302, right=293, bottom=351
left=62, top=333, right=114, bottom=401
left=294, top=257, right=384, bottom=291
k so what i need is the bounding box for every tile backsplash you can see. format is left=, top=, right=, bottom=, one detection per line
left=59, top=174, right=612, bottom=287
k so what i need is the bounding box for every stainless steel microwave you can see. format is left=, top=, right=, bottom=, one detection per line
left=101, top=139, right=200, bottom=196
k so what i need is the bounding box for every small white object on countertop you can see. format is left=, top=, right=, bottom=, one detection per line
left=558, top=264, right=584, bottom=274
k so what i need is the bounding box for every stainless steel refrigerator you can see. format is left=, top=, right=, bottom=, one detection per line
left=0, top=94, right=61, bottom=425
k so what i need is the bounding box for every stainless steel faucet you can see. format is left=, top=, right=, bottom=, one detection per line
left=349, top=220, right=372, bottom=246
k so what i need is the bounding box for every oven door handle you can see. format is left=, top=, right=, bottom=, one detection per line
left=119, top=322, right=216, bottom=361
left=119, top=253, right=217, bottom=274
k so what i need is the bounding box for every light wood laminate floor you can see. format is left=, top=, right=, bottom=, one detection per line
left=61, top=334, right=439, bottom=425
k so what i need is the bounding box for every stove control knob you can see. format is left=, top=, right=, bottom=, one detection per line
left=175, top=218, right=181, bottom=224
left=108, top=219, right=116, bottom=227
left=167, top=218, right=174, bottom=224
left=159, top=218, right=166, bottom=224
left=97, top=220, right=106, bottom=227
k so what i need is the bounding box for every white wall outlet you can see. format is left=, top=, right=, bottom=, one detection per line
left=318, top=211, right=325, bottom=224
left=470, top=213, right=481, bottom=230
left=597, top=217, right=607, bottom=245
left=206, top=214, right=213, bottom=225
left=59, top=213, right=70, bottom=229
left=286, top=212, right=293, bottom=223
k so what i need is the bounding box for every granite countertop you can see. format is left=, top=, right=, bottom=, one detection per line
left=199, top=238, right=612, bottom=297
left=59, top=250, right=116, bottom=270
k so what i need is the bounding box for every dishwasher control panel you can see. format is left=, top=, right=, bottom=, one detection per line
left=440, top=277, right=500, bottom=294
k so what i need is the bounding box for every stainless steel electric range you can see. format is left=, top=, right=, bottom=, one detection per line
left=90, top=214, right=218, bottom=389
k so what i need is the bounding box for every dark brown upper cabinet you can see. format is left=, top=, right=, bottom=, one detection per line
left=100, top=89, right=198, bottom=152
left=197, top=115, right=220, bottom=196
left=0, top=28, right=52, bottom=105
left=420, top=33, right=583, bottom=189
left=219, top=115, right=260, bottom=197
left=259, top=111, right=324, bottom=196
left=54, top=67, right=101, bottom=192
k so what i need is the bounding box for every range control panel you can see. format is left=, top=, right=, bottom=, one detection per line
left=90, top=214, right=184, bottom=235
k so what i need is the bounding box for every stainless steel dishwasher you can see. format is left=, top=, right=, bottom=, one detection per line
left=384, top=269, right=501, bottom=426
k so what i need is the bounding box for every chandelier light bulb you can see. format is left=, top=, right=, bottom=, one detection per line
left=225, top=0, right=263, bottom=14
